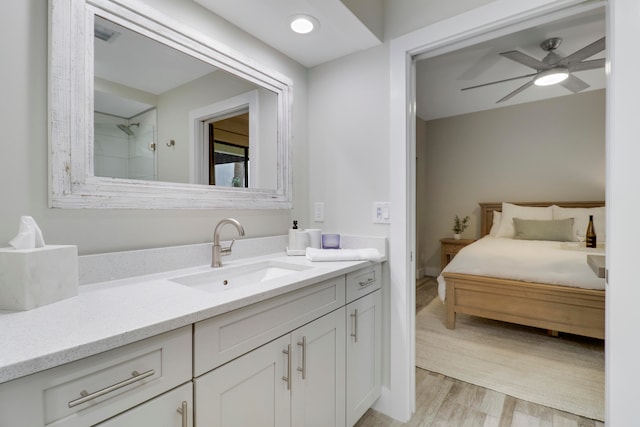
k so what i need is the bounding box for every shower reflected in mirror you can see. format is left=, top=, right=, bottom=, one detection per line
left=94, top=111, right=157, bottom=181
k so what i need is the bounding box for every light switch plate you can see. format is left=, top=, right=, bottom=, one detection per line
left=373, top=202, right=391, bottom=224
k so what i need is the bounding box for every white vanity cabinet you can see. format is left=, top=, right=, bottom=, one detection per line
left=193, top=275, right=347, bottom=427
left=195, top=308, right=346, bottom=427
left=193, top=264, right=382, bottom=427
left=0, top=261, right=384, bottom=427
left=0, top=326, right=192, bottom=427
left=345, top=265, right=383, bottom=426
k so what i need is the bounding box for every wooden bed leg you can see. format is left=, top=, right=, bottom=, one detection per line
left=547, top=330, right=559, bottom=337
left=446, top=310, right=456, bottom=329
left=446, top=297, right=456, bottom=329
left=445, top=279, right=456, bottom=329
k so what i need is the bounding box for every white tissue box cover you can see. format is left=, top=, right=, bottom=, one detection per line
left=0, top=245, right=78, bottom=311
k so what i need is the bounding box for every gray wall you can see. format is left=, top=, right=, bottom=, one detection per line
left=0, top=1, right=308, bottom=255
left=416, top=89, right=606, bottom=276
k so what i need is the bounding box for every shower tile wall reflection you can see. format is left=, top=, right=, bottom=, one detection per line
left=94, top=110, right=157, bottom=181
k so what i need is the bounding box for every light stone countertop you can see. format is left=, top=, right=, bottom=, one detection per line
left=0, top=235, right=387, bottom=384
left=0, top=238, right=385, bottom=385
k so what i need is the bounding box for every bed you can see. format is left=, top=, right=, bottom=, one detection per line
left=440, top=201, right=605, bottom=339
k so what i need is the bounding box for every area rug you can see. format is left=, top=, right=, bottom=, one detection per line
left=416, top=299, right=605, bottom=421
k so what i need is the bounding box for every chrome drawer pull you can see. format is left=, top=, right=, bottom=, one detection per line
left=297, top=336, right=307, bottom=380
left=282, top=345, right=291, bottom=390
left=68, top=369, right=155, bottom=408
left=350, top=309, right=359, bottom=342
left=177, top=401, right=188, bottom=427
left=358, top=277, right=375, bottom=287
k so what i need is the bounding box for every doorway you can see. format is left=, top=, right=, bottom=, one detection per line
left=387, top=0, right=609, bottom=422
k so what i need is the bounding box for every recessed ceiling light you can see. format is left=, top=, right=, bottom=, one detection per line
left=289, top=14, right=319, bottom=34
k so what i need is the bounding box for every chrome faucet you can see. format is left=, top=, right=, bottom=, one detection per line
left=212, top=218, right=245, bottom=268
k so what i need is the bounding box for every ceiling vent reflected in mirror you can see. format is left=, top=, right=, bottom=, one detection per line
left=94, top=22, right=120, bottom=43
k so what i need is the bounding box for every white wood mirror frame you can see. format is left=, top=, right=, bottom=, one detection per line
left=49, top=0, right=292, bottom=209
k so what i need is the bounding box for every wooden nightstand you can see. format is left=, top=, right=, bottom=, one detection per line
left=440, top=238, right=475, bottom=270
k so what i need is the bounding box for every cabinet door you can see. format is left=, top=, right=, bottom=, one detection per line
left=346, top=290, right=382, bottom=426
left=96, top=382, right=192, bottom=427
left=291, top=307, right=346, bottom=427
left=195, top=335, right=291, bottom=427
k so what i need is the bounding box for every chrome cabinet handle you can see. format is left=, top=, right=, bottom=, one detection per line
left=282, top=345, right=291, bottom=390
left=176, top=401, right=188, bottom=427
left=358, top=277, right=375, bottom=287
left=68, top=369, right=155, bottom=408
left=297, top=337, right=307, bottom=380
left=351, top=309, right=359, bottom=342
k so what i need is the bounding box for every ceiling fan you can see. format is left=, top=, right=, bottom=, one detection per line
left=461, top=36, right=605, bottom=103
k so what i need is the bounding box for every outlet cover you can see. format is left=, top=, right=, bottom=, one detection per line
left=314, top=202, right=325, bottom=222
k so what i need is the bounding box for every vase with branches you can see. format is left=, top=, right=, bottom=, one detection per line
left=452, top=215, right=470, bottom=239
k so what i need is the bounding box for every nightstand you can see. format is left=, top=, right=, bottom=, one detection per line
left=440, top=238, right=475, bottom=270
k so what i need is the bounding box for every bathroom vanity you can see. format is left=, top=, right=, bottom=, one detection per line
left=0, top=237, right=384, bottom=427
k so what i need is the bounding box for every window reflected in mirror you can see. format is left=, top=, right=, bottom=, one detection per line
left=209, top=112, right=250, bottom=187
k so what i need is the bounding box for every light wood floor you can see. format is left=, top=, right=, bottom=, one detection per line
left=354, top=278, right=605, bottom=427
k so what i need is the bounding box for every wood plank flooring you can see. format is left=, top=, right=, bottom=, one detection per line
left=354, top=278, right=605, bottom=427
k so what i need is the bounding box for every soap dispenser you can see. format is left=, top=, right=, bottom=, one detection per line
left=288, top=221, right=298, bottom=251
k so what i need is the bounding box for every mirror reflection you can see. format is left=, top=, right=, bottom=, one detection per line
left=93, top=16, right=278, bottom=189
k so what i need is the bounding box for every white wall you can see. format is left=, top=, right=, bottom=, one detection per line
left=416, top=89, right=606, bottom=276
left=382, top=0, right=495, bottom=39
left=0, top=0, right=308, bottom=255
left=605, top=0, right=640, bottom=423
left=307, top=44, right=391, bottom=236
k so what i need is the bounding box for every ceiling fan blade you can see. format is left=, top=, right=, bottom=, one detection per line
left=559, top=74, right=590, bottom=93
left=500, top=51, right=550, bottom=70
left=569, top=58, right=605, bottom=72
left=461, top=72, right=537, bottom=91
left=558, top=37, right=605, bottom=67
left=496, top=79, right=535, bottom=103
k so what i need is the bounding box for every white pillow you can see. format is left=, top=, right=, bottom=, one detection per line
left=489, top=211, right=501, bottom=236
left=495, top=203, right=553, bottom=238
left=552, top=205, right=606, bottom=241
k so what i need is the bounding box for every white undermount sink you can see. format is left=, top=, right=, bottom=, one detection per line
left=170, top=260, right=311, bottom=293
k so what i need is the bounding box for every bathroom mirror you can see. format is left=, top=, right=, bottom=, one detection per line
left=49, top=0, right=292, bottom=209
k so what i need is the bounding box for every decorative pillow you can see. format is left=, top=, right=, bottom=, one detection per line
left=495, top=203, right=553, bottom=238
left=552, top=205, right=606, bottom=242
left=489, top=211, right=501, bottom=236
left=513, top=218, right=575, bottom=241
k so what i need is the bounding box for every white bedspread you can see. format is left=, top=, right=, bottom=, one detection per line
left=437, top=236, right=605, bottom=301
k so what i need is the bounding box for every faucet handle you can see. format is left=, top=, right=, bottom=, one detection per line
left=220, top=239, right=237, bottom=256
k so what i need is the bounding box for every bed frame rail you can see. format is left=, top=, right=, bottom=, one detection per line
left=444, top=272, right=605, bottom=339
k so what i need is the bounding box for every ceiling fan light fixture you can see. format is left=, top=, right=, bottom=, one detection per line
left=534, top=67, right=569, bottom=86
left=289, top=15, right=319, bottom=34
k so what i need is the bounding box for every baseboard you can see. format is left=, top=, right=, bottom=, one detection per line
left=423, top=266, right=440, bottom=278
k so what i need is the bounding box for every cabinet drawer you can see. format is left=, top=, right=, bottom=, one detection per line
left=0, top=326, right=191, bottom=427
left=346, top=264, right=382, bottom=303
left=96, top=382, right=192, bottom=427
left=194, top=276, right=346, bottom=377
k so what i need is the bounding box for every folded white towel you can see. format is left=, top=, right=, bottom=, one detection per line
left=305, top=247, right=383, bottom=262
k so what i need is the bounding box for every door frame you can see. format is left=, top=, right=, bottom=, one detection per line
left=386, top=0, right=607, bottom=421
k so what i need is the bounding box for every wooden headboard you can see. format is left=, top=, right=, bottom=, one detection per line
left=479, top=201, right=605, bottom=237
